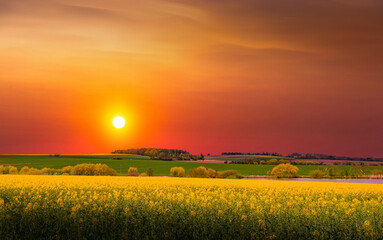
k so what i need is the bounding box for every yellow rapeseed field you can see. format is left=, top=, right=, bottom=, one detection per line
left=0, top=175, right=382, bottom=239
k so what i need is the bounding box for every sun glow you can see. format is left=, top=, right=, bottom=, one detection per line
left=113, top=116, right=125, bottom=129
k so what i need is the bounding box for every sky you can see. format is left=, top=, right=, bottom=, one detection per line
left=0, top=0, right=382, bottom=157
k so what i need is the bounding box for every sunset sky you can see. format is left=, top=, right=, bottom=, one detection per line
left=1, top=0, right=382, bottom=157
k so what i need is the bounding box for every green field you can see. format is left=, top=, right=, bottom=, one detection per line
left=0, top=154, right=382, bottom=177
left=208, top=155, right=292, bottom=161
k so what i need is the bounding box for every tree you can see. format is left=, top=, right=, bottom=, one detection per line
left=146, top=168, right=153, bottom=176
left=271, top=164, right=298, bottom=178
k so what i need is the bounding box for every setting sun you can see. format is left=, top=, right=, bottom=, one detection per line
left=113, top=116, right=125, bottom=129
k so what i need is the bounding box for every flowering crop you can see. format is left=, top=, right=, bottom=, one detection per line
left=0, top=175, right=382, bottom=239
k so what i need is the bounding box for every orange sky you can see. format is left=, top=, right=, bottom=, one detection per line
left=0, top=0, right=382, bottom=157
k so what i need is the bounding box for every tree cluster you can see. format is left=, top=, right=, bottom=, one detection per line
left=112, top=148, right=204, bottom=161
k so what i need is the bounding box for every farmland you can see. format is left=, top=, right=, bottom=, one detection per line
left=1, top=175, right=383, bottom=239
left=0, top=154, right=382, bottom=177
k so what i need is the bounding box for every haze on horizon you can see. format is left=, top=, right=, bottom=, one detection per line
left=0, top=0, right=382, bottom=157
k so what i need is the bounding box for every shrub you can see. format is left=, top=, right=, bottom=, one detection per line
left=28, top=168, right=42, bottom=175
left=371, top=170, right=383, bottom=176
left=271, top=164, right=298, bottom=178
left=70, top=164, right=95, bottom=175
left=3, top=166, right=10, bottom=174
left=217, top=170, right=243, bottom=179
left=309, top=170, right=324, bottom=179
left=41, top=168, right=58, bottom=175
left=266, top=159, right=279, bottom=165
left=8, top=166, right=18, bottom=175
left=70, top=164, right=118, bottom=176
left=170, top=167, right=185, bottom=177
left=61, top=166, right=73, bottom=174
left=139, top=173, right=148, bottom=177
left=329, top=166, right=338, bottom=177
left=146, top=168, right=153, bottom=176
left=207, top=168, right=218, bottom=178
left=0, top=165, right=4, bottom=174
left=20, top=166, right=30, bottom=175
left=226, top=175, right=238, bottom=179
left=187, top=166, right=208, bottom=178
left=333, top=161, right=340, bottom=165
left=278, top=159, right=289, bottom=164
left=128, top=167, right=138, bottom=174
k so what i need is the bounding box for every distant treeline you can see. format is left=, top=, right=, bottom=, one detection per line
left=222, top=151, right=382, bottom=162
left=112, top=148, right=204, bottom=161
left=222, top=152, right=282, bottom=156
left=287, top=153, right=383, bottom=161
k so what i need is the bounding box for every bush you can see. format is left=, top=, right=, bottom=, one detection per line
left=70, top=164, right=118, bottom=176
left=170, top=167, right=185, bottom=177
left=128, top=167, right=138, bottom=174
left=329, top=166, right=338, bottom=177
left=94, top=164, right=118, bottom=176
left=371, top=170, right=383, bottom=176
left=28, top=168, right=42, bottom=175
left=139, top=173, right=148, bottom=177
left=187, top=166, right=208, bottom=178
left=309, top=169, right=324, bottom=179
left=61, top=166, right=73, bottom=174
left=207, top=168, right=218, bottom=178
left=217, top=170, right=243, bottom=179
left=146, top=168, right=153, bottom=176
left=278, top=160, right=289, bottom=164
left=20, top=166, right=30, bottom=175
left=0, top=165, right=4, bottom=174
left=8, top=166, right=18, bottom=175
left=271, top=164, right=298, bottom=178
left=266, top=159, right=279, bottom=165
left=333, top=161, right=340, bottom=165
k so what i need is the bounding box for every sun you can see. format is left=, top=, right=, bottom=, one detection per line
left=113, top=116, right=125, bottom=129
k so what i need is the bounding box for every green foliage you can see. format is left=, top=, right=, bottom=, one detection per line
left=217, top=170, right=243, bottom=179
left=1, top=155, right=382, bottom=177
left=146, top=168, right=153, bottom=176
left=271, top=164, right=299, bottom=178
left=329, top=166, right=338, bottom=177
left=112, top=148, right=204, bottom=161
left=309, top=169, right=324, bottom=179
